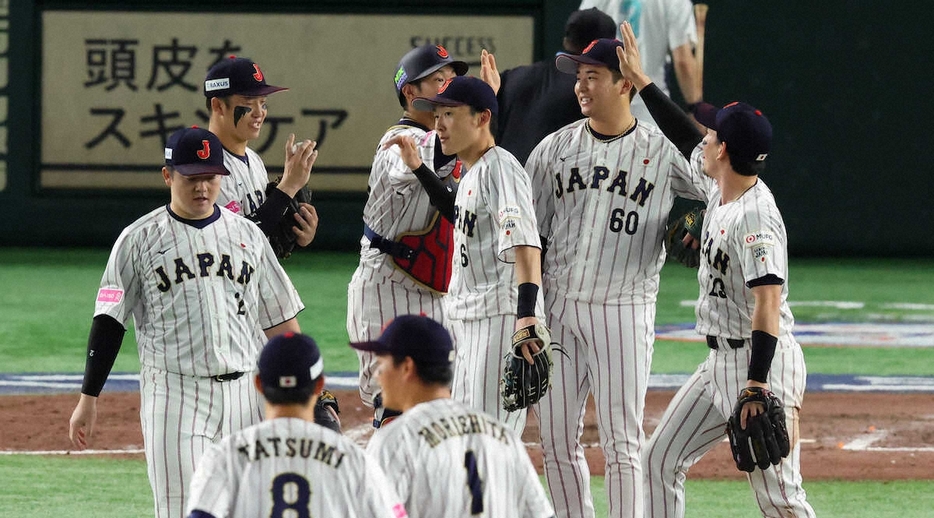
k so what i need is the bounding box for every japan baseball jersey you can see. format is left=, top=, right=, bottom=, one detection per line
left=579, top=0, right=697, bottom=123
left=216, top=147, right=269, bottom=217
left=366, top=398, right=554, bottom=518
left=525, top=118, right=704, bottom=518
left=444, top=146, right=542, bottom=431
left=95, top=204, right=303, bottom=375
left=643, top=146, right=815, bottom=518
left=187, top=417, right=407, bottom=518
left=96, top=204, right=304, bottom=518
left=347, top=121, right=454, bottom=407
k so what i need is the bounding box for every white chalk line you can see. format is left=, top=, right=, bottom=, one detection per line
left=841, top=429, right=934, bottom=453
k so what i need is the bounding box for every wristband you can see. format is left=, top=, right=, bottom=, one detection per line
left=516, top=283, right=539, bottom=319
left=747, top=330, right=778, bottom=383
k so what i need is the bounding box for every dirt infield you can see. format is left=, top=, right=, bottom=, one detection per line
left=2, top=390, right=931, bottom=480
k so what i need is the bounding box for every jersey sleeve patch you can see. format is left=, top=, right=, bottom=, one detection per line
left=392, top=503, right=409, bottom=518
left=498, top=206, right=522, bottom=225
left=96, top=288, right=124, bottom=304
left=743, top=230, right=775, bottom=248
left=224, top=200, right=242, bottom=214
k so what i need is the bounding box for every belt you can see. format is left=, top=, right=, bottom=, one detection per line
left=706, top=335, right=745, bottom=350
left=211, top=371, right=245, bottom=382
left=363, top=224, right=416, bottom=260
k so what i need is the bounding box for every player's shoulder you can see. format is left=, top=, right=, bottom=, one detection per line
left=380, top=123, right=430, bottom=144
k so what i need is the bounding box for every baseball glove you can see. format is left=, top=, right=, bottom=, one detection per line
left=665, top=205, right=705, bottom=268
left=500, top=323, right=554, bottom=412
left=726, top=387, right=791, bottom=472
left=314, top=389, right=341, bottom=434
left=265, top=177, right=313, bottom=259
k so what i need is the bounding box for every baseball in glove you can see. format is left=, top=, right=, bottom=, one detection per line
left=665, top=204, right=705, bottom=268
left=726, top=386, right=791, bottom=472
left=265, top=177, right=313, bottom=259
left=314, top=389, right=342, bottom=434
left=500, top=323, right=554, bottom=412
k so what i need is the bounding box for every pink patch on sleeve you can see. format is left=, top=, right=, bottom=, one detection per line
left=224, top=200, right=242, bottom=214
left=392, top=503, right=408, bottom=518
left=97, top=288, right=124, bottom=303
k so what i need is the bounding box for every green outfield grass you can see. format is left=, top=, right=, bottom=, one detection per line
left=1, top=248, right=932, bottom=375
left=1, top=456, right=931, bottom=518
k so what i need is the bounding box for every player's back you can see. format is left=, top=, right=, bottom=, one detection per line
left=188, top=417, right=403, bottom=518
left=368, top=398, right=553, bottom=518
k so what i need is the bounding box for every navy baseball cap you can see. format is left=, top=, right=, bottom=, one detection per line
left=411, top=76, right=499, bottom=116
left=350, top=314, right=455, bottom=366
left=694, top=102, right=773, bottom=163
left=258, top=332, right=325, bottom=391
left=164, top=127, right=229, bottom=176
left=204, top=56, right=288, bottom=98
left=395, top=44, right=468, bottom=93
left=564, top=8, right=617, bottom=52
left=555, top=38, right=624, bottom=74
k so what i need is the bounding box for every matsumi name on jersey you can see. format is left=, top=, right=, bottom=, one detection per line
left=417, top=412, right=513, bottom=448
left=154, top=252, right=256, bottom=293
left=236, top=436, right=346, bottom=468
left=554, top=166, right=656, bottom=206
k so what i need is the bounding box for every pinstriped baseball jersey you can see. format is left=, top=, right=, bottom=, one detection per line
left=94, top=205, right=303, bottom=376
left=692, top=174, right=795, bottom=339
left=217, top=147, right=269, bottom=217
left=347, top=122, right=454, bottom=407
left=527, top=119, right=704, bottom=304
left=445, top=147, right=541, bottom=320
left=366, top=398, right=554, bottom=518
left=355, top=122, right=455, bottom=288
left=187, top=418, right=407, bottom=518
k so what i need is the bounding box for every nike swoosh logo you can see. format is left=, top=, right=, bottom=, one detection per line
left=157, top=249, right=170, bottom=255
left=559, top=156, right=568, bottom=162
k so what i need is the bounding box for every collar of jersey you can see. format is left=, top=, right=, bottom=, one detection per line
left=166, top=204, right=221, bottom=229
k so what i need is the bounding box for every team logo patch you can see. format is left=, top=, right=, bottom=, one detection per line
left=279, top=375, right=297, bottom=388
left=252, top=64, right=264, bottom=81
left=744, top=230, right=776, bottom=248
left=204, top=78, right=230, bottom=91
left=224, top=200, right=242, bottom=214
left=436, top=45, right=449, bottom=58
left=583, top=40, right=598, bottom=54
left=164, top=148, right=172, bottom=160
left=753, top=245, right=770, bottom=260
left=392, top=503, right=408, bottom=518
left=96, top=288, right=123, bottom=304
left=503, top=220, right=517, bottom=230
left=196, top=140, right=211, bottom=159
left=498, top=206, right=521, bottom=224
left=394, top=66, right=408, bottom=89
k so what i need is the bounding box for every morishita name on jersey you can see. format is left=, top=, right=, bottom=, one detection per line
left=554, top=166, right=656, bottom=205
left=236, top=436, right=345, bottom=468
left=417, top=412, right=513, bottom=448
left=153, top=253, right=256, bottom=293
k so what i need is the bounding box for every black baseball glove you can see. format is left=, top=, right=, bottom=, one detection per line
left=500, top=323, right=554, bottom=412
left=665, top=204, right=705, bottom=268
left=726, top=387, right=791, bottom=472
left=265, top=178, right=313, bottom=259
left=314, top=389, right=341, bottom=434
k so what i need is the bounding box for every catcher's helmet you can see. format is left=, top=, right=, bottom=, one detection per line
left=394, top=44, right=468, bottom=93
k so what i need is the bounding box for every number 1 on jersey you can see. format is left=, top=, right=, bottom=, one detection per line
left=464, top=450, right=484, bottom=514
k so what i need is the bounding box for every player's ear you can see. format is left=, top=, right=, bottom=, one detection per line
left=478, top=109, right=492, bottom=127
left=254, top=375, right=265, bottom=395
left=162, top=166, right=172, bottom=186
left=313, top=377, right=325, bottom=396
left=401, top=83, right=417, bottom=106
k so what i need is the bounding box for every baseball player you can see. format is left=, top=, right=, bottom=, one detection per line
left=579, top=0, right=702, bottom=126
left=204, top=56, right=320, bottom=248
left=186, top=332, right=407, bottom=518
left=68, top=127, right=305, bottom=518
left=615, top=22, right=816, bottom=517
left=524, top=38, right=705, bottom=518
left=347, top=44, right=467, bottom=427
left=353, top=315, right=554, bottom=518
left=385, top=76, right=545, bottom=432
